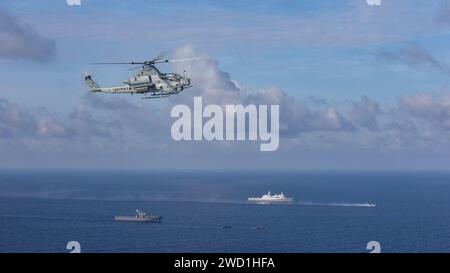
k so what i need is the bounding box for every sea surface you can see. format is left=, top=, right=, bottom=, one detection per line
left=1, top=170, right=450, bottom=253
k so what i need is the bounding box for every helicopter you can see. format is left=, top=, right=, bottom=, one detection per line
left=84, top=57, right=197, bottom=99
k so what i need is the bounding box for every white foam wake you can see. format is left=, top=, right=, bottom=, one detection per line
left=296, top=202, right=376, bottom=207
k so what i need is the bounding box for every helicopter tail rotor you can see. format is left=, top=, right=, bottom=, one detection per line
left=83, top=70, right=96, bottom=80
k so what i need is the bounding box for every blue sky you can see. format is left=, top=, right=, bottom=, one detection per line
left=1, top=0, right=450, bottom=170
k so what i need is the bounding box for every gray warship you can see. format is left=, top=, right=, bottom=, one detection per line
left=114, top=210, right=162, bottom=223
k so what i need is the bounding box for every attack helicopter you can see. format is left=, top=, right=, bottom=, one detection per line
left=84, top=57, right=197, bottom=99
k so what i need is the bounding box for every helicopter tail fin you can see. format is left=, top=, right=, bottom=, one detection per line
left=84, top=75, right=100, bottom=92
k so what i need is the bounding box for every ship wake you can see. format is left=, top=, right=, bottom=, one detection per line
left=295, top=201, right=376, bottom=207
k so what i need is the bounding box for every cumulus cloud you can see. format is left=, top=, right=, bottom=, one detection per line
left=398, top=92, right=450, bottom=130
left=68, top=104, right=118, bottom=140
left=0, top=8, right=55, bottom=61
left=0, top=96, right=129, bottom=142
left=168, top=44, right=444, bottom=148
left=84, top=93, right=137, bottom=111
left=171, top=45, right=355, bottom=137
left=349, top=96, right=381, bottom=131
left=245, top=86, right=355, bottom=135
left=0, top=98, right=68, bottom=138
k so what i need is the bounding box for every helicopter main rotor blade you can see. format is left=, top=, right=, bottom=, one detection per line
left=169, top=57, right=203, bottom=62
left=90, top=57, right=203, bottom=66
left=90, top=62, right=145, bottom=65
left=152, top=59, right=170, bottom=64
left=153, top=57, right=203, bottom=64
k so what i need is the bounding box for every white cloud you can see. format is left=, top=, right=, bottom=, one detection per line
left=172, top=45, right=356, bottom=137
left=0, top=8, right=55, bottom=61
left=377, top=43, right=450, bottom=76
left=0, top=98, right=67, bottom=138
left=349, top=96, right=381, bottom=131
left=398, top=92, right=450, bottom=130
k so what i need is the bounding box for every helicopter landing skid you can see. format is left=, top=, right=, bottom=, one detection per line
left=142, top=94, right=170, bottom=99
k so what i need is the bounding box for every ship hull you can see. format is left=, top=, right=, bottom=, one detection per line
left=114, top=216, right=162, bottom=222
left=248, top=198, right=293, bottom=203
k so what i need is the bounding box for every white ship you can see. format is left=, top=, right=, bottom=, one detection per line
left=114, top=210, right=162, bottom=222
left=248, top=191, right=294, bottom=203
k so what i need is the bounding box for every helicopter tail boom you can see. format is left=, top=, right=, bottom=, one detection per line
left=85, top=75, right=101, bottom=92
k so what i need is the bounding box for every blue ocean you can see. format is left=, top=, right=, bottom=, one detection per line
left=1, top=171, right=450, bottom=253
